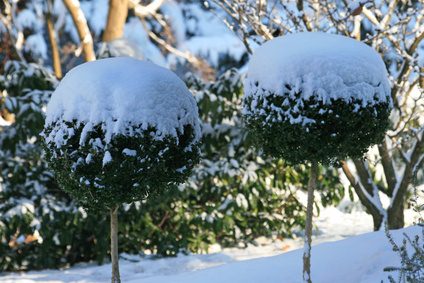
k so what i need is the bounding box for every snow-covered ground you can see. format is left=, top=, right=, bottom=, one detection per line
left=1, top=205, right=421, bottom=283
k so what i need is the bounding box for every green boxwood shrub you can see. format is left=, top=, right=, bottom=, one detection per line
left=43, top=121, right=199, bottom=210
left=244, top=88, right=391, bottom=165
left=243, top=33, right=392, bottom=165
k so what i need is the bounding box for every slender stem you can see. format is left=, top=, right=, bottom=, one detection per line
left=110, top=206, right=121, bottom=283
left=303, top=162, right=318, bottom=283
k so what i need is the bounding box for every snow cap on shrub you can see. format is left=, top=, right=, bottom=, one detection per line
left=243, top=32, right=392, bottom=165
left=43, top=57, right=201, bottom=210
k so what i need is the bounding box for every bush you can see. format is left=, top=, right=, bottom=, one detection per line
left=243, top=88, right=391, bottom=165
left=44, top=121, right=199, bottom=210
left=243, top=33, right=392, bottom=165
left=384, top=227, right=424, bottom=283
left=383, top=184, right=424, bottom=283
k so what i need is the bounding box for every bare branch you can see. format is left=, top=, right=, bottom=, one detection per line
left=378, top=140, right=397, bottom=196
left=128, top=0, right=165, bottom=18
left=341, top=161, right=384, bottom=230
left=63, top=0, right=95, bottom=61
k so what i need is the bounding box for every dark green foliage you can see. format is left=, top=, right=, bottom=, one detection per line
left=384, top=227, right=424, bottom=283
left=43, top=121, right=200, bottom=210
left=0, top=61, right=99, bottom=271
left=0, top=210, right=110, bottom=271
left=118, top=161, right=308, bottom=256
left=0, top=61, right=55, bottom=146
left=243, top=86, right=391, bottom=165
left=0, top=61, right=108, bottom=271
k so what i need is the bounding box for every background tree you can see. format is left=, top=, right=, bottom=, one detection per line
left=242, top=32, right=392, bottom=282
left=42, top=57, right=201, bottom=282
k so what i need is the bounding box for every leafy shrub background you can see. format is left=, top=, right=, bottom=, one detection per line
left=0, top=62, right=344, bottom=271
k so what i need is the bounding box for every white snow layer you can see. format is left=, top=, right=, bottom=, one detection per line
left=44, top=57, right=201, bottom=145
left=245, top=32, right=391, bottom=106
left=2, top=225, right=421, bottom=283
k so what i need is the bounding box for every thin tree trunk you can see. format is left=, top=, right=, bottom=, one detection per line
left=103, top=0, right=128, bottom=42
left=46, top=11, right=62, bottom=79
left=63, top=0, right=96, bottom=62
left=110, top=207, right=121, bottom=283
left=303, top=162, right=318, bottom=283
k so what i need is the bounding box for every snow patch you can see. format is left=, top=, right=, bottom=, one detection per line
left=245, top=32, right=391, bottom=107
left=102, top=151, right=112, bottom=166
left=3, top=224, right=421, bottom=283
left=122, top=148, right=137, bottom=157
left=44, top=57, right=201, bottom=147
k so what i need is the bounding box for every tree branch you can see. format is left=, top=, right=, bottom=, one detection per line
left=46, top=3, right=62, bottom=79
left=63, top=0, right=95, bottom=61
left=296, top=0, right=312, bottom=31
left=390, top=132, right=424, bottom=210
left=352, top=159, right=374, bottom=195
left=128, top=0, right=164, bottom=18
left=341, top=161, right=383, bottom=230
left=378, top=140, right=397, bottom=196
left=103, top=0, right=129, bottom=42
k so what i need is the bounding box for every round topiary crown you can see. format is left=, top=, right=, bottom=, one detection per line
left=43, top=57, right=201, bottom=210
left=243, top=32, right=392, bottom=165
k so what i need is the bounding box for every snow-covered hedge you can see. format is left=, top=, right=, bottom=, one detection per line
left=243, top=32, right=392, bottom=165
left=43, top=57, right=201, bottom=210
left=0, top=63, right=344, bottom=271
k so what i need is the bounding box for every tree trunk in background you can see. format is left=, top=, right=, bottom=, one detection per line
left=63, top=0, right=96, bottom=62
left=46, top=11, right=62, bottom=79
left=387, top=203, right=405, bottom=229
left=303, top=162, right=318, bottom=283
left=110, top=207, right=121, bottom=283
left=342, top=130, right=424, bottom=231
left=103, top=0, right=128, bottom=42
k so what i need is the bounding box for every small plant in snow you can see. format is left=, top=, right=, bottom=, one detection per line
left=384, top=227, right=424, bottom=283
left=42, top=57, right=201, bottom=282
left=242, top=32, right=392, bottom=283
left=383, top=184, right=424, bottom=283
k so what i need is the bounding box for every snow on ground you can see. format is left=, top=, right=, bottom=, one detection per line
left=2, top=205, right=421, bottom=283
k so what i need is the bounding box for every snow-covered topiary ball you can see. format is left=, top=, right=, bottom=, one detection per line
left=243, top=32, right=392, bottom=165
left=43, top=57, right=201, bottom=210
